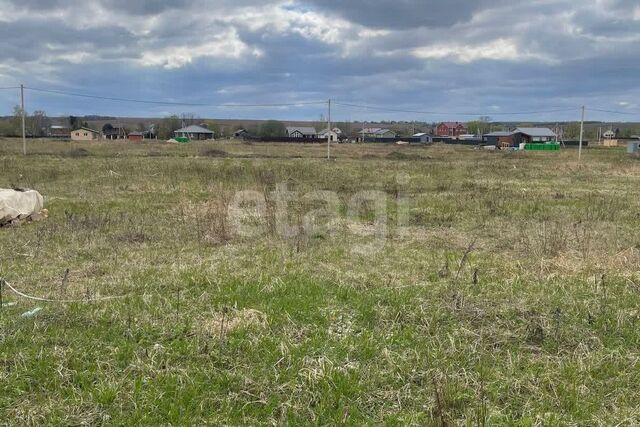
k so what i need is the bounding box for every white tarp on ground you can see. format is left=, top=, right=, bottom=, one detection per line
left=0, top=189, right=44, bottom=225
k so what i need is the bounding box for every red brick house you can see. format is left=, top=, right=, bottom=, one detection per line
left=128, top=131, right=144, bottom=142
left=436, top=122, right=468, bottom=137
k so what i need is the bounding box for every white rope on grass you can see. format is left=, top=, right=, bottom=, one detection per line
left=1, top=279, right=126, bottom=303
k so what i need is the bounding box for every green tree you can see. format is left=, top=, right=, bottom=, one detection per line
left=12, top=105, right=25, bottom=136
left=29, top=110, right=49, bottom=137
left=563, top=122, right=581, bottom=139
left=69, top=116, right=82, bottom=130
left=467, top=117, right=492, bottom=135
left=157, top=115, right=182, bottom=140
left=0, top=118, right=17, bottom=136
left=204, top=120, right=221, bottom=136
left=259, top=120, right=287, bottom=137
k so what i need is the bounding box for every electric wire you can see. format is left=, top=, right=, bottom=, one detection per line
left=10, top=86, right=640, bottom=119
left=333, top=101, right=580, bottom=116
left=24, top=86, right=326, bottom=108
left=586, top=107, right=639, bottom=116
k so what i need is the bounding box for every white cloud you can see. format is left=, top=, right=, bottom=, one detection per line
left=413, top=39, right=553, bottom=63
left=139, top=29, right=262, bottom=69
left=221, top=3, right=354, bottom=45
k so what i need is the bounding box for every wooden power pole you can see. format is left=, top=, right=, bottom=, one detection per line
left=578, top=105, right=585, bottom=162
left=327, top=99, right=331, bottom=160
left=21, top=84, right=26, bottom=155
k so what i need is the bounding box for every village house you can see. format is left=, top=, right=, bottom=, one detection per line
left=358, top=128, right=397, bottom=142
left=71, top=127, right=101, bottom=141
left=128, top=131, right=145, bottom=142
left=484, top=128, right=557, bottom=148
left=174, top=125, right=215, bottom=140
left=436, top=122, right=468, bottom=138
left=103, top=124, right=128, bottom=140
left=48, top=125, right=70, bottom=139
left=286, top=127, right=318, bottom=139
left=413, top=133, right=434, bottom=143
left=511, top=128, right=557, bottom=144
left=483, top=131, right=513, bottom=146
left=233, top=129, right=249, bottom=138
left=318, top=127, right=342, bottom=142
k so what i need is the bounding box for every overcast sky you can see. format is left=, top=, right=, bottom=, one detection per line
left=1, top=0, right=639, bottom=122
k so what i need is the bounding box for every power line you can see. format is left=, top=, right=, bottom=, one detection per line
left=333, top=101, right=580, bottom=116
left=17, top=85, right=640, bottom=119
left=586, top=107, right=639, bottom=116
left=24, top=86, right=326, bottom=108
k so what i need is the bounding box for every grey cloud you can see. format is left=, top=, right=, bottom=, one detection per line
left=304, top=0, right=511, bottom=29
left=1, top=0, right=640, bottom=121
left=4, top=0, right=191, bottom=15
left=0, top=18, right=138, bottom=62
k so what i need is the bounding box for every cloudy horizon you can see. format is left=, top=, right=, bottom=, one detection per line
left=1, top=0, right=639, bottom=122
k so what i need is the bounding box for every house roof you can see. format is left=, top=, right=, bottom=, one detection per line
left=128, top=131, right=144, bottom=136
left=175, top=125, right=214, bottom=134
left=440, top=122, right=467, bottom=128
left=514, top=128, right=556, bottom=137
left=75, top=127, right=100, bottom=134
left=413, top=133, right=431, bottom=137
left=484, top=131, right=513, bottom=137
left=318, top=128, right=342, bottom=136
left=286, top=126, right=317, bottom=135
left=360, top=128, right=395, bottom=135
left=360, top=127, right=380, bottom=134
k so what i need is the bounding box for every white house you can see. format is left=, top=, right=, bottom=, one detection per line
left=318, top=127, right=342, bottom=142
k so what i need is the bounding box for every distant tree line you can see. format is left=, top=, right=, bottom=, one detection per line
left=0, top=106, right=51, bottom=137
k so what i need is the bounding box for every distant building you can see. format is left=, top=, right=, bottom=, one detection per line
left=512, top=128, right=557, bottom=144
left=103, top=124, right=128, bottom=140
left=318, top=127, right=342, bottom=142
left=174, top=125, right=215, bottom=140
left=483, top=131, right=513, bottom=146
left=484, top=128, right=557, bottom=147
left=286, top=127, right=318, bottom=139
left=412, top=133, right=433, bottom=143
left=128, top=131, right=145, bottom=142
left=48, top=125, right=70, bottom=139
left=71, top=127, right=101, bottom=141
left=233, top=129, right=249, bottom=138
left=436, top=122, right=468, bottom=138
left=358, top=128, right=397, bottom=141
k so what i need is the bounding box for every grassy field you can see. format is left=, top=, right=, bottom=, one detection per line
left=1, top=138, right=640, bottom=425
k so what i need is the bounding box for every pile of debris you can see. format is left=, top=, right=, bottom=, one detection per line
left=0, top=188, right=48, bottom=227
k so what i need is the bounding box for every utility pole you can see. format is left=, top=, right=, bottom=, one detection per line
left=21, top=84, right=26, bottom=155
left=327, top=98, right=331, bottom=160
left=578, top=105, right=585, bottom=162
